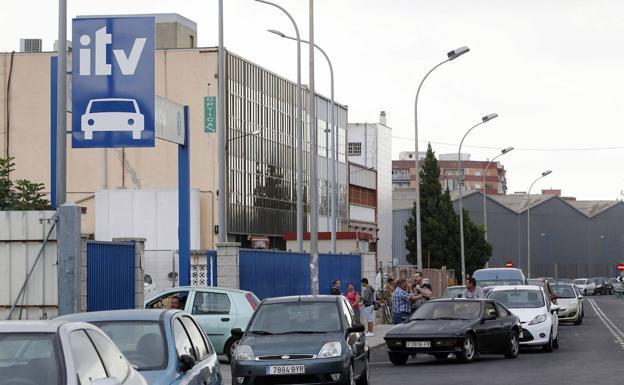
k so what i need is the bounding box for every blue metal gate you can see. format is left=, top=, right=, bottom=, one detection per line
left=87, top=241, right=136, bottom=311
left=239, top=249, right=310, bottom=300
left=319, top=254, right=362, bottom=295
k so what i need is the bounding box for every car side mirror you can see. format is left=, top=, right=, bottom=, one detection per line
left=92, top=378, right=122, bottom=385
left=231, top=328, right=245, bottom=338
left=550, top=304, right=560, bottom=313
left=577, top=295, right=584, bottom=300
left=179, top=354, right=196, bottom=373
left=347, top=324, right=365, bottom=334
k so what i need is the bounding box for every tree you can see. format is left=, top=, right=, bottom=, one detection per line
left=462, top=208, right=492, bottom=275
left=0, top=156, right=50, bottom=211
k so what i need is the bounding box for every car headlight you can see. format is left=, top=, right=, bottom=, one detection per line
left=528, top=314, right=548, bottom=325
left=318, top=342, right=342, bottom=359
left=235, top=345, right=255, bottom=361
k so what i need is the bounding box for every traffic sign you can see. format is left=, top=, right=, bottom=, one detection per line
left=505, top=260, right=513, bottom=268
left=617, top=263, right=624, bottom=272
left=617, top=275, right=624, bottom=283
left=156, top=96, right=185, bottom=145
left=72, top=17, right=155, bottom=148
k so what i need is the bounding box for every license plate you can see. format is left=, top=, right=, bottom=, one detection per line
left=266, top=365, right=305, bottom=375
left=406, top=341, right=430, bottom=348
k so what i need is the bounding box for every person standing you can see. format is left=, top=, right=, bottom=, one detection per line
left=392, top=279, right=419, bottom=324
left=330, top=280, right=342, bottom=295
left=345, top=284, right=361, bottom=321
left=361, top=278, right=376, bottom=336
left=411, top=271, right=432, bottom=311
left=462, top=277, right=484, bottom=299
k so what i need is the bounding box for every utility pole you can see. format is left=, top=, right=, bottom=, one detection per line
left=56, top=0, right=67, bottom=206
left=217, top=0, right=227, bottom=243
left=309, top=0, right=319, bottom=294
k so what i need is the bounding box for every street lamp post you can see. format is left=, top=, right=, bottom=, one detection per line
left=526, top=170, right=552, bottom=278
left=267, top=30, right=338, bottom=253
left=458, top=113, right=498, bottom=283
left=255, top=0, right=304, bottom=252
left=482, top=146, right=513, bottom=268
left=414, top=46, right=470, bottom=270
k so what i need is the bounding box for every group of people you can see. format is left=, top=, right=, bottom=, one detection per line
left=390, top=272, right=433, bottom=324
left=330, top=278, right=376, bottom=337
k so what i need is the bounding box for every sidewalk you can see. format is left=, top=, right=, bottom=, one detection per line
left=366, top=322, right=393, bottom=349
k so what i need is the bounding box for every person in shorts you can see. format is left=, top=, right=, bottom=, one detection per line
left=361, top=278, right=376, bottom=336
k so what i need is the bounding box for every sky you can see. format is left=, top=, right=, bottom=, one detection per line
left=2, top=0, right=624, bottom=200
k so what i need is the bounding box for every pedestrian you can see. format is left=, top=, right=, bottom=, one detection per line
left=392, top=278, right=419, bottom=324
left=345, top=284, right=361, bottom=321
left=330, top=280, right=341, bottom=295
left=361, top=278, right=376, bottom=336
left=410, top=271, right=432, bottom=311
left=462, top=277, right=484, bottom=299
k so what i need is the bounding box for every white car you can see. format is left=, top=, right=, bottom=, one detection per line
left=573, top=278, right=596, bottom=296
left=487, top=285, right=560, bottom=352
left=0, top=320, right=147, bottom=385
left=81, top=98, right=145, bottom=140
left=552, top=283, right=583, bottom=325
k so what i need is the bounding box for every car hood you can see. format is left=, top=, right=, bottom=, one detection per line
left=242, top=332, right=344, bottom=356
left=508, top=308, right=547, bottom=323
left=386, top=319, right=477, bottom=337
left=557, top=298, right=579, bottom=308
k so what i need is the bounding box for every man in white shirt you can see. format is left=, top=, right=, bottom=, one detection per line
left=462, top=277, right=484, bottom=299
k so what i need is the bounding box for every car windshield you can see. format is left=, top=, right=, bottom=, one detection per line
left=443, top=287, right=465, bottom=298
left=552, top=285, right=576, bottom=298
left=248, top=302, right=341, bottom=334
left=0, top=333, right=61, bottom=385
left=94, top=321, right=166, bottom=370
left=477, top=279, right=524, bottom=287
left=90, top=100, right=136, bottom=113
left=409, top=301, right=481, bottom=320
left=487, top=290, right=545, bottom=309
left=574, top=279, right=587, bottom=285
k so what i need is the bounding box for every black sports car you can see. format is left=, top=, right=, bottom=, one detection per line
left=384, top=299, right=522, bottom=365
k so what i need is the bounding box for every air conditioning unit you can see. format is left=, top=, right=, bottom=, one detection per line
left=20, top=38, right=42, bottom=53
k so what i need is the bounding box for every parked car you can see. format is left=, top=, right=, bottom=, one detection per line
left=572, top=284, right=585, bottom=319
left=384, top=299, right=521, bottom=365
left=556, top=278, right=573, bottom=284
left=57, top=309, right=222, bottom=385
left=472, top=268, right=526, bottom=287
left=443, top=285, right=465, bottom=298
left=486, top=285, right=560, bottom=352
left=609, top=277, right=623, bottom=291
left=145, top=286, right=259, bottom=359
left=0, top=319, right=147, bottom=385
left=573, top=278, right=596, bottom=296
left=527, top=278, right=558, bottom=304
left=591, top=277, right=614, bottom=295
left=231, top=295, right=370, bottom=385
left=552, top=284, right=583, bottom=325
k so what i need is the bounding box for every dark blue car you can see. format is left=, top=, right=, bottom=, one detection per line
left=58, top=309, right=222, bottom=385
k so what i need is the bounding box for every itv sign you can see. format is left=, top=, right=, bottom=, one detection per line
left=72, top=17, right=155, bottom=148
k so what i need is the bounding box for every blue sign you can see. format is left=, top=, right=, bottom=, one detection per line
left=72, top=17, right=155, bottom=148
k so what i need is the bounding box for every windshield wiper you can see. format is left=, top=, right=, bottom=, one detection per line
left=275, top=330, right=327, bottom=335
left=249, top=330, right=275, bottom=335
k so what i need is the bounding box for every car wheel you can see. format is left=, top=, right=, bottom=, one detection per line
left=225, top=337, right=241, bottom=362
left=574, top=314, right=582, bottom=325
left=355, top=356, right=370, bottom=385
left=433, top=353, right=449, bottom=360
left=388, top=352, right=409, bottom=366
left=543, top=329, right=554, bottom=353
left=553, top=333, right=559, bottom=350
left=457, top=335, right=476, bottom=363
left=343, top=363, right=355, bottom=385
left=504, top=330, right=519, bottom=359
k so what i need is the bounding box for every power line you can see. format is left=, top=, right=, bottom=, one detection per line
left=391, top=135, right=624, bottom=152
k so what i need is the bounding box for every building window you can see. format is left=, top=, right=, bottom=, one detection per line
left=474, top=170, right=481, bottom=176
left=475, top=184, right=481, bottom=189
left=348, top=142, right=362, bottom=156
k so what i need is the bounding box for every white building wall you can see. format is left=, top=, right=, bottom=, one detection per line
left=376, top=123, right=393, bottom=265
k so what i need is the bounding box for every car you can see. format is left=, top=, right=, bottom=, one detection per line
left=0, top=319, right=147, bottom=385
left=552, top=284, right=583, bottom=325
left=231, top=295, right=370, bottom=385
left=81, top=98, right=145, bottom=140
left=486, top=285, right=560, bottom=352
left=591, top=277, right=614, bottom=295
left=472, top=268, right=527, bottom=288
left=556, top=278, right=573, bottom=284
left=527, top=278, right=558, bottom=305
left=384, top=299, right=521, bottom=365
left=443, top=285, right=465, bottom=298
left=145, top=286, right=259, bottom=359
left=572, top=284, right=585, bottom=319
left=609, top=277, right=623, bottom=291
left=573, top=278, right=596, bottom=296
left=57, top=309, right=222, bottom=385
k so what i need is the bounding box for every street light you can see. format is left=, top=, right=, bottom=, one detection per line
left=255, top=0, right=304, bottom=252
left=413, top=46, right=470, bottom=270
left=458, top=113, right=498, bottom=283
left=482, top=146, right=514, bottom=244
left=526, top=170, right=552, bottom=278
left=267, top=29, right=339, bottom=254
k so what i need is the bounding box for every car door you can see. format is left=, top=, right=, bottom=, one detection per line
left=68, top=330, right=110, bottom=384
left=189, top=290, right=235, bottom=354
left=178, top=316, right=221, bottom=385
left=478, top=302, right=501, bottom=353
left=545, top=292, right=559, bottom=339
left=341, top=298, right=366, bottom=374
left=172, top=316, right=205, bottom=385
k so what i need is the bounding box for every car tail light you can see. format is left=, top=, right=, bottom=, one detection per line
left=245, top=293, right=258, bottom=310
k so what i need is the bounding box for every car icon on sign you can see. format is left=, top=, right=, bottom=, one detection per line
left=81, top=98, right=144, bottom=140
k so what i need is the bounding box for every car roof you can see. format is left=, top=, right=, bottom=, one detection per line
left=148, top=285, right=253, bottom=299
left=262, top=295, right=340, bottom=305
left=0, top=319, right=71, bottom=333
left=56, top=309, right=180, bottom=323
left=488, top=285, right=543, bottom=292
left=428, top=298, right=487, bottom=303
left=474, top=268, right=523, bottom=272
left=91, top=98, right=136, bottom=102
left=446, top=285, right=465, bottom=289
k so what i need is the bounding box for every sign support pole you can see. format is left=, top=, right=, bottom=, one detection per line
left=178, top=106, right=191, bottom=286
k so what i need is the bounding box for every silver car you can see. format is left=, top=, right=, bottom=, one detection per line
left=0, top=320, right=147, bottom=385
left=573, top=278, right=596, bottom=296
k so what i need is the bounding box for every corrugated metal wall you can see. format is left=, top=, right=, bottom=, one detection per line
left=392, top=209, right=412, bottom=266
left=87, top=241, right=136, bottom=311
left=0, top=211, right=58, bottom=320
left=319, top=253, right=362, bottom=295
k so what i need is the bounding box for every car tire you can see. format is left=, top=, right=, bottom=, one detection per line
left=574, top=315, right=582, bottom=325
left=504, top=330, right=519, bottom=359
left=543, top=330, right=554, bottom=353
left=553, top=333, right=559, bottom=350
left=433, top=353, right=449, bottom=360
left=388, top=352, right=409, bottom=366
left=225, top=337, right=240, bottom=362
left=355, top=356, right=370, bottom=385
left=342, top=363, right=355, bottom=385
left=457, top=335, right=476, bottom=363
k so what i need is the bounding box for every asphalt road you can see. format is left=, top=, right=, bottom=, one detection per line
left=370, top=296, right=623, bottom=385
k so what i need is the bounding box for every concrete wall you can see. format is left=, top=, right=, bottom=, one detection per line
left=286, top=238, right=371, bottom=254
